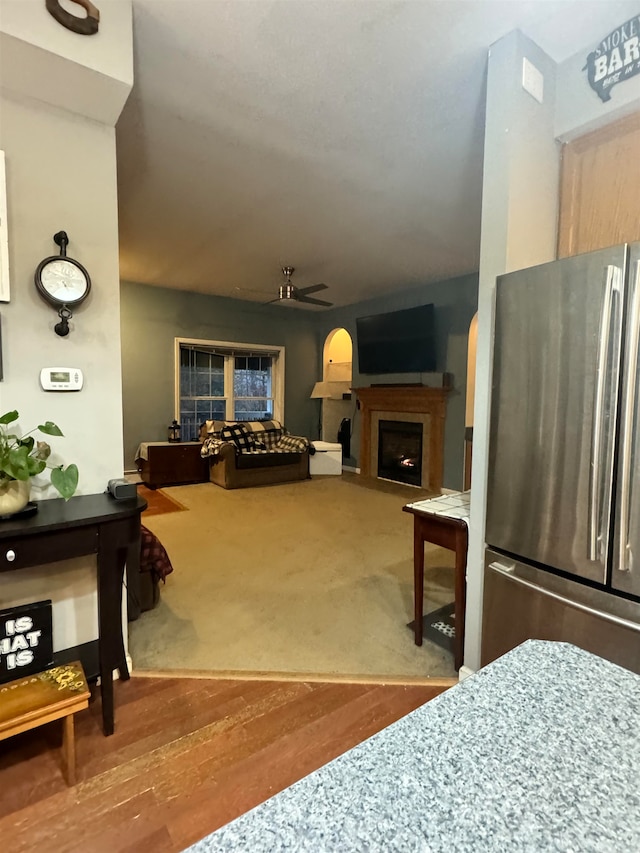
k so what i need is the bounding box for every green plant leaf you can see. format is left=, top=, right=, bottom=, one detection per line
left=26, top=457, right=46, bottom=477
left=0, top=411, right=78, bottom=498
left=5, top=446, right=31, bottom=480
left=38, top=421, right=64, bottom=437
left=50, top=464, right=78, bottom=500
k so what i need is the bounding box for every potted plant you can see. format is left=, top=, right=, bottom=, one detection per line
left=0, top=410, right=79, bottom=516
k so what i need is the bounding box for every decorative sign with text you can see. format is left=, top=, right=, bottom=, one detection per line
left=584, top=15, right=640, bottom=102
left=0, top=600, right=53, bottom=683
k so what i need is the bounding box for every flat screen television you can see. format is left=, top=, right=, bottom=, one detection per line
left=356, top=303, right=436, bottom=374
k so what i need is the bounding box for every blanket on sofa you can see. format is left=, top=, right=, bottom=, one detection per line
left=201, top=419, right=313, bottom=458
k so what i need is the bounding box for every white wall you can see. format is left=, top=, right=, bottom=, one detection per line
left=0, top=0, right=132, bottom=124
left=0, top=3, right=132, bottom=654
left=0, top=96, right=126, bottom=490
left=464, top=30, right=560, bottom=672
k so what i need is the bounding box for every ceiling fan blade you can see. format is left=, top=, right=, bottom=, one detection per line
left=298, top=283, right=327, bottom=296
left=235, top=286, right=272, bottom=296
left=299, top=295, right=333, bottom=307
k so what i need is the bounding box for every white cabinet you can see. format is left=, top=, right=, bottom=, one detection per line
left=310, top=441, right=342, bottom=475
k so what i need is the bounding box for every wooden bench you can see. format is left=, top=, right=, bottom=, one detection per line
left=0, top=661, right=90, bottom=785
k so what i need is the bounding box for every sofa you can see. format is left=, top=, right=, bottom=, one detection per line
left=200, top=419, right=313, bottom=489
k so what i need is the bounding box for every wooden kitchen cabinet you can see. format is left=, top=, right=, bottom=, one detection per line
left=558, top=111, right=640, bottom=258
left=136, top=441, right=208, bottom=488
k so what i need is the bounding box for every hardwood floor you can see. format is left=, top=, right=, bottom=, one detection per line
left=137, top=485, right=186, bottom=517
left=0, top=673, right=453, bottom=852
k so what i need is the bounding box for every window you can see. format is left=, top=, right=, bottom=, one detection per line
left=233, top=355, right=274, bottom=420
left=176, top=339, right=284, bottom=440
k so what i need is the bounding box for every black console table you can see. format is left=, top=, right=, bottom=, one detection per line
left=0, top=493, right=146, bottom=735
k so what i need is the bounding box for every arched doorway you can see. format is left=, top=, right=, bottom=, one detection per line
left=319, top=328, right=353, bottom=443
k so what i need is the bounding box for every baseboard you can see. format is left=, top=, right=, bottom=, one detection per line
left=130, top=667, right=458, bottom=688
left=55, top=641, right=133, bottom=684
left=342, top=465, right=360, bottom=473
left=458, top=665, right=475, bottom=681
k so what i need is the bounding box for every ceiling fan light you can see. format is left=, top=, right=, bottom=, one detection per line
left=279, top=283, right=296, bottom=300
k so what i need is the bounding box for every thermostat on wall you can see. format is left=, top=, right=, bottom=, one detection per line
left=40, top=367, right=84, bottom=391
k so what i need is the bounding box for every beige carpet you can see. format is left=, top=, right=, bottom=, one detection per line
left=128, top=475, right=457, bottom=679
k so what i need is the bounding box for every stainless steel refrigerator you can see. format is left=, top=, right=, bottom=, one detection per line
left=483, top=243, right=640, bottom=673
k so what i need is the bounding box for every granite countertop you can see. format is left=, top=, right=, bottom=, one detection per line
left=185, top=640, right=640, bottom=852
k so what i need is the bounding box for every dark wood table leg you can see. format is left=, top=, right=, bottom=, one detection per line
left=115, top=544, right=131, bottom=682
left=414, top=520, right=424, bottom=646
left=453, top=528, right=468, bottom=671
left=97, top=539, right=130, bottom=736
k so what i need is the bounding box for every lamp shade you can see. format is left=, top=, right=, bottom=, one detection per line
left=310, top=381, right=351, bottom=399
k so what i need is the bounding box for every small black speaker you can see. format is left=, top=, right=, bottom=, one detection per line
left=107, top=478, right=137, bottom=500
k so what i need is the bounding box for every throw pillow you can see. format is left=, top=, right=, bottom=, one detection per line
left=220, top=423, right=258, bottom=451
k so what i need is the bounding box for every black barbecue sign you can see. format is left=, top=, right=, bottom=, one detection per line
left=0, top=600, right=53, bottom=683
left=584, top=15, right=640, bottom=102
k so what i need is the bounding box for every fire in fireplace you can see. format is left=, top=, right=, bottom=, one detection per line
left=377, top=420, right=423, bottom=486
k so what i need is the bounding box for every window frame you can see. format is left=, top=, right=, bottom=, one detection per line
left=174, top=337, right=285, bottom=429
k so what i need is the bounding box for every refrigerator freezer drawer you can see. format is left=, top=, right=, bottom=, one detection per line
left=482, top=550, right=640, bottom=675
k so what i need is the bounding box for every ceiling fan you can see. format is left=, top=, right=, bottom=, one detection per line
left=269, top=267, right=333, bottom=307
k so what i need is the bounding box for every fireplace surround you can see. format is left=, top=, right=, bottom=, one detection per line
left=354, top=386, right=448, bottom=493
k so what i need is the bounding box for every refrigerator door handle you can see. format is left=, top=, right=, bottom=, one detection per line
left=487, top=561, right=640, bottom=634
left=618, top=260, right=640, bottom=574
left=588, top=265, right=621, bottom=566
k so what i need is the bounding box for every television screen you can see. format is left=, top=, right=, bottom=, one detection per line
left=356, top=304, right=436, bottom=374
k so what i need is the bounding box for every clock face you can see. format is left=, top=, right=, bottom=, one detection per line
left=36, top=257, right=90, bottom=306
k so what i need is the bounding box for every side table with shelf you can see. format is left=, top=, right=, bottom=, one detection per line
left=0, top=493, right=146, bottom=735
left=135, top=441, right=209, bottom=488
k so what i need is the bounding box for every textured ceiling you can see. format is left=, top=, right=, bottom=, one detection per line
left=116, top=0, right=637, bottom=308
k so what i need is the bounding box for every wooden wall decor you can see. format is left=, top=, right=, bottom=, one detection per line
left=46, top=0, right=100, bottom=36
left=558, top=111, right=640, bottom=258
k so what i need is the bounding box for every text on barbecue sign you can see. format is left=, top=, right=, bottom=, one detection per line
left=584, top=15, right=640, bottom=102
left=0, top=600, right=53, bottom=682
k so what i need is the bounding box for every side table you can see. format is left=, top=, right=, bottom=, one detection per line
left=403, top=492, right=470, bottom=671
left=136, top=441, right=209, bottom=488
left=0, top=493, right=146, bottom=735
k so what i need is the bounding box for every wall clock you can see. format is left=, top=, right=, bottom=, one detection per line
left=45, top=0, right=100, bottom=36
left=35, top=231, right=91, bottom=337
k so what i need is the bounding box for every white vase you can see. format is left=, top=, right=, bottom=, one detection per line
left=0, top=480, right=30, bottom=516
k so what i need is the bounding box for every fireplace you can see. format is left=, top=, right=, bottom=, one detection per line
left=354, top=386, right=449, bottom=493
left=377, top=420, right=423, bottom=486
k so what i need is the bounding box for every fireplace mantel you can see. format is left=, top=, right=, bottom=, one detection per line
left=354, top=386, right=449, bottom=492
